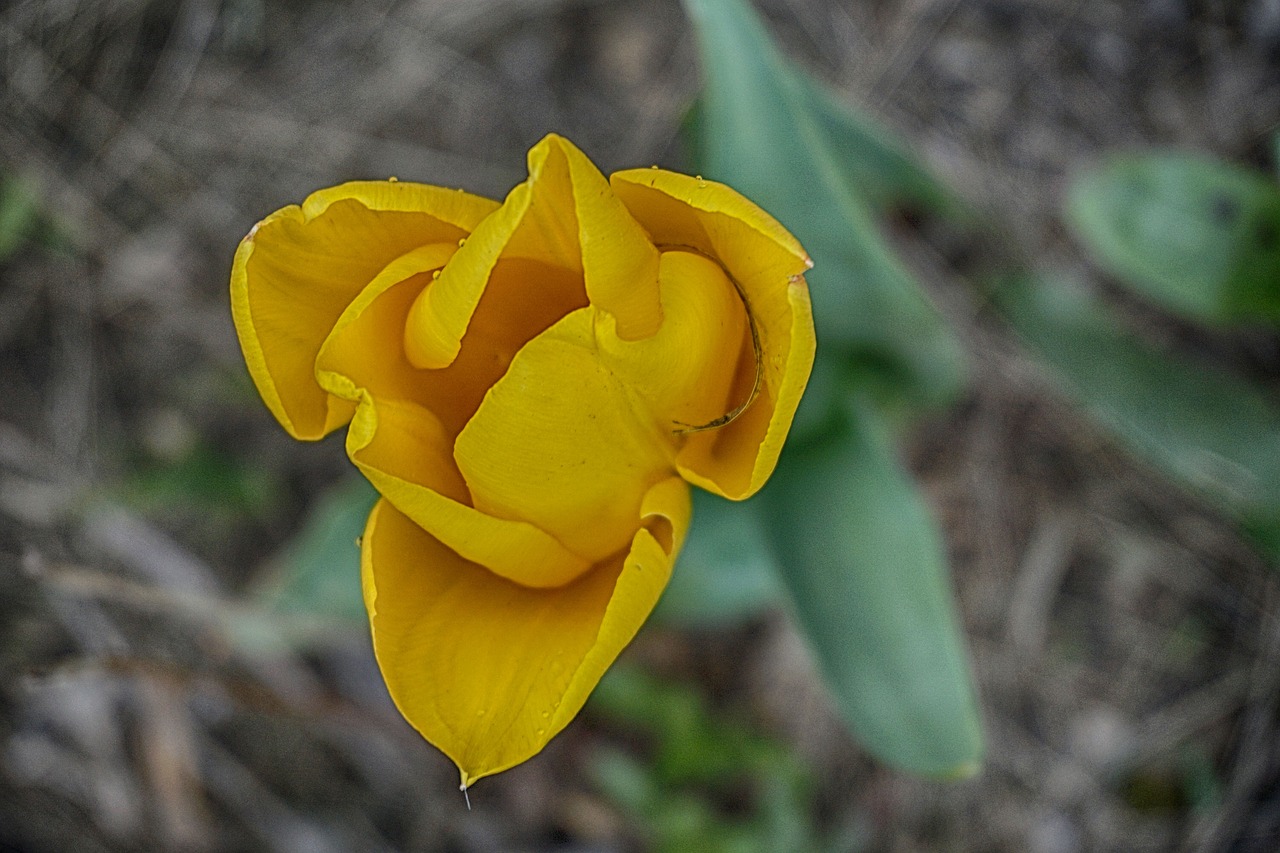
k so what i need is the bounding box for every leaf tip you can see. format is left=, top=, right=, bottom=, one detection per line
left=940, top=759, right=983, bottom=781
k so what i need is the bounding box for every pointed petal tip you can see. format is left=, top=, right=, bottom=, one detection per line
left=531, top=132, right=579, bottom=156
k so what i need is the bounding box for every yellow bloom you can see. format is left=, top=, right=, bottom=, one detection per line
left=230, top=135, right=815, bottom=786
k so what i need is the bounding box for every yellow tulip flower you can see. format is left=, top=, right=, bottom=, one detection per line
left=230, top=134, right=815, bottom=787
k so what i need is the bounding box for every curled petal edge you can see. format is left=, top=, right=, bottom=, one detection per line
left=231, top=181, right=497, bottom=440
left=609, top=169, right=816, bottom=499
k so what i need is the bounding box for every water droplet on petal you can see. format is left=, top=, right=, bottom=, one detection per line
left=695, top=175, right=707, bottom=188
left=458, top=237, right=467, bottom=247
left=650, top=164, right=659, bottom=170
left=388, top=176, right=398, bottom=182
left=432, top=270, right=441, bottom=280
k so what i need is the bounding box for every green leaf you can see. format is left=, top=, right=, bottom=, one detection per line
left=996, top=273, right=1280, bottom=563
left=656, top=490, right=781, bottom=627
left=126, top=443, right=277, bottom=520
left=759, top=400, right=984, bottom=776
left=681, top=0, right=965, bottom=408
left=590, top=666, right=819, bottom=853
left=0, top=175, right=40, bottom=262
left=254, top=476, right=378, bottom=622
left=683, top=73, right=961, bottom=220
left=791, top=70, right=964, bottom=219
left=1066, top=152, right=1280, bottom=326
left=590, top=747, right=660, bottom=815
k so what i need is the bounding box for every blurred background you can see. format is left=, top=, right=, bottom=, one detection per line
left=2, top=0, right=1279, bottom=850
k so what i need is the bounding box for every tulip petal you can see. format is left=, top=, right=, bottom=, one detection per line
left=231, top=181, right=498, bottom=439
left=405, top=135, right=661, bottom=370
left=313, top=252, right=594, bottom=588
left=347, top=397, right=594, bottom=588
left=314, top=243, right=458, bottom=408
left=362, top=477, right=690, bottom=785
left=316, top=247, right=585, bottom=437
left=596, top=250, right=749, bottom=430
left=610, top=170, right=816, bottom=499
left=455, top=307, right=677, bottom=563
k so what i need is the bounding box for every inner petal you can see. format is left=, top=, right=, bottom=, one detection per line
left=315, top=243, right=458, bottom=411
left=315, top=250, right=599, bottom=586
left=454, top=308, right=677, bottom=563
left=595, top=250, right=751, bottom=432
left=610, top=170, right=816, bottom=499
left=323, top=255, right=587, bottom=437
left=419, top=257, right=589, bottom=436
left=403, top=135, right=660, bottom=370
left=348, top=397, right=593, bottom=588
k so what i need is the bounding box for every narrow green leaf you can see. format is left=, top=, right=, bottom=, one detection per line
left=1067, top=152, right=1280, bottom=326
left=681, top=0, right=965, bottom=408
left=656, top=490, right=781, bottom=627
left=790, top=70, right=963, bottom=219
left=759, top=400, right=984, bottom=776
left=996, top=273, right=1280, bottom=563
left=255, top=476, right=378, bottom=621
left=683, top=73, right=960, bottom=220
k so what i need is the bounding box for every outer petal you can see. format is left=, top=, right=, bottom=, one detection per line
left=230, top=181, right=498, bottom=439
left=455, top=308, right=676, bottom=562
left=404, top=134, right=661, bottom=370
left=314, top=251, right=593, bottom=588
left=610, top=169, right=816, bottom=499
left=362, top=477, right=690, bottom=786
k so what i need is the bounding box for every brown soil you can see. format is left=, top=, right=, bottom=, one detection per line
left=1, top=0, right=1278, bottom=850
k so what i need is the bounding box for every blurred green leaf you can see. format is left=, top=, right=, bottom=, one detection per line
left=1067, top=152, right=1280, bottom=326
left=1178, top=743, right=1223, bottom=814
left=127, top=443, right=276, bottom=519
left=0, top=175, right=40, bottom=262
left=996, top=272, right=1280, bottom=563
left=683, top=72, right=961, bottom=221
left=759, top=398, right=984, bottom=776
left=591, top=747, right=660, bottom=814
left=681, top=0, right=965, bottom=408
left=792, top=71, right=963, bottom=220
left=255, top=476, right=377, bottom=621
left=591, top=667, right=783, bottom=786
left=590, top=666, right=819, bottom=853
left=657, top=490, right=781, bottom=627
